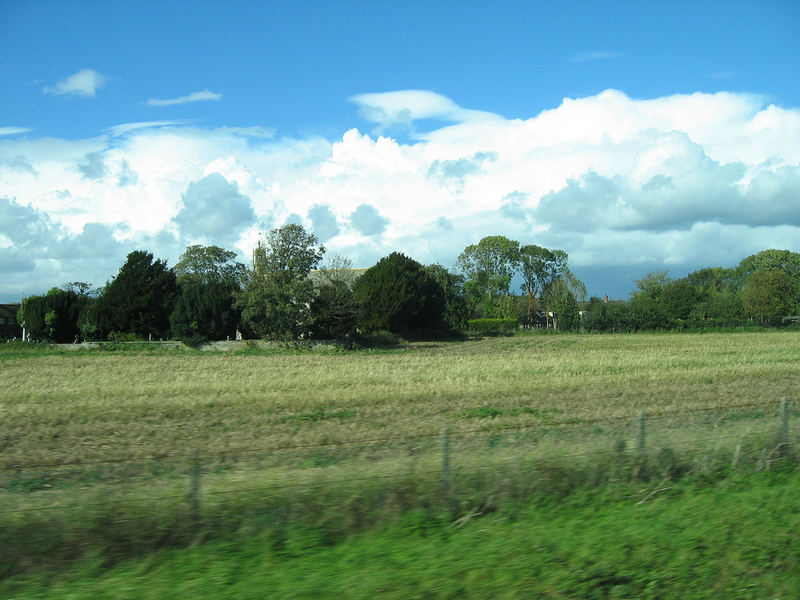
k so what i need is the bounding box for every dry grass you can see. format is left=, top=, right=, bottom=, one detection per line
left=2, top=331, right=799, bottom=469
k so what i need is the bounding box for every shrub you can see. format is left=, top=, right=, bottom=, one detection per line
left=466, top=318, right=518, bottom=335
left=17, top=288, right=89, bottom=342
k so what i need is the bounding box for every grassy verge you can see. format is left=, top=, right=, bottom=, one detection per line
left=2, top=421, right=794, bottom=578
left=3, top=466, right=798, bottom=599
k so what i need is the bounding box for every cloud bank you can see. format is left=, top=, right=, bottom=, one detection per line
left=1, top=89, right=799, bottom=300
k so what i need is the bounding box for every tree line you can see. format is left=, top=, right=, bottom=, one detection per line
left=583, top=249, right=800, bottom=332
left=14, top=225, right=800, bottom=343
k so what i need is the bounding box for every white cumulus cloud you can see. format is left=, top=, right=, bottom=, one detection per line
left=2, top=88, right=799, bottom=301
left=44, top=69, right=107, bottom=97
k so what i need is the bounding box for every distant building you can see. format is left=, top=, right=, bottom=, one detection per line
left=0, top=304, right=22, bottom=340
left=307, top=268, right=367, bottom=288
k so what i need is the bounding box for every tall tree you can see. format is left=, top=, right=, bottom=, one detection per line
left=518, top=245, right=568, bottom=319
left=684, top=267, right=742, bottom=324
left=88, top=250, right=178, bottom=340
left=309, top=280, right=358, bottom=339
left=629, top=271, right=671, bottom=330
left=252, top=224, right=325, bottom=279
left=353, top=252, right=445, bottom=335
left=660, top=279, right=701, bottom=321
left=685, top=267, right=736, bottom=295
left=740, top=269, right=794, bottom=324
left=542, top=278, right=580, bottom=331
left=735, top=249, right=800, bottom=314
left=424, top=263, right=470, bottom=333
left=306, top=253, right=360, bottom=339
left=173, top=245, right=247, bottom=288
left=456, top=235, right=520, bottom=317
left=171, top=244, right=245, bottom=342
left=170, top=281, right=241, bottom=343
left=239, top=224, right=325, bottom=341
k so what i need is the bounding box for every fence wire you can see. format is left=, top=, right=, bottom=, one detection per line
left=0, top=398, right=789, bottom=472
left=1, top=400, right=794, bottom=517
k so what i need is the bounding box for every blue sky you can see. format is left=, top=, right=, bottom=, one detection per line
left=1, top=0, right=799, bottom=302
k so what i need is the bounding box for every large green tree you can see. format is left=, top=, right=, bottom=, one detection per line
left=735, top=249, right=800, bottom=314
left=170, top=244, right=246, bottom=342
left=309, top=280, right=358, bottom=339
left=683, top=267, right=744, bottom=325
left=239, top=224, right=325, bottom=341
left=685, top=267, right=736, bottom=295
left=85, top=250, right=178, bottom=340
left=173, top=244, right=247, bottom=289
left=456, top=236, right=520, bottom=317
left=517, top=245, right=568, bottom=316
left=660, top=279, right=701, bottom=321
left=170, top=281, right=241, bottom=343
left=424, top=263, right=470, bottom=333
left=629, top=271, right=671, bottom=330
left=541, top=278, right=580, bottom=331
left=353, top=252, right=445, bottom=335
left=740, top=269, right=794, bottom=324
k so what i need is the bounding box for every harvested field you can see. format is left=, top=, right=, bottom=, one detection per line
left=3, top=331, right=798, bottom=468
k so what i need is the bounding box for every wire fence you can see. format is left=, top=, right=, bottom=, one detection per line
left=1, top=399, right=795, bottom=517
left=1, top=398, right=789, bottom=471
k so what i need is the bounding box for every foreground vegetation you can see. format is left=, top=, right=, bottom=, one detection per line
left=3, top=467, right=799, bottom=599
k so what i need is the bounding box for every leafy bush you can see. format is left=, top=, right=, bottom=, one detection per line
left=354, top=330, right=402, bottom=348
left=466, top=318, right=518, bottom=335
left=17, top=288, right=89, bottom=342
left=107, top=331, right=142, bottom=342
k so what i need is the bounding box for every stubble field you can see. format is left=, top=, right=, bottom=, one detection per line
left=3, top=331, right=799, bottom=469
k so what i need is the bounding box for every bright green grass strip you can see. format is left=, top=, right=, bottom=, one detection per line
left=4, top=469, right=799, bottom=599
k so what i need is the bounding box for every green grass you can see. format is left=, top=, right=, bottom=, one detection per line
left=3, top=467, right=798, bottom=599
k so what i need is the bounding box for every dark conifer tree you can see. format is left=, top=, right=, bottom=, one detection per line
left=353, top=252, right=445, bottom=335
left=88, top=250, right=178, bottom=339
left=170, top=281, right=240, bottom=343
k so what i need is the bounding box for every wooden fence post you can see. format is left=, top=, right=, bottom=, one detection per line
left=637, top=411, right=646, bottom=458
left=440, top=429, right=451, bottom=504
left=781, top=398, right=790, bottom=448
